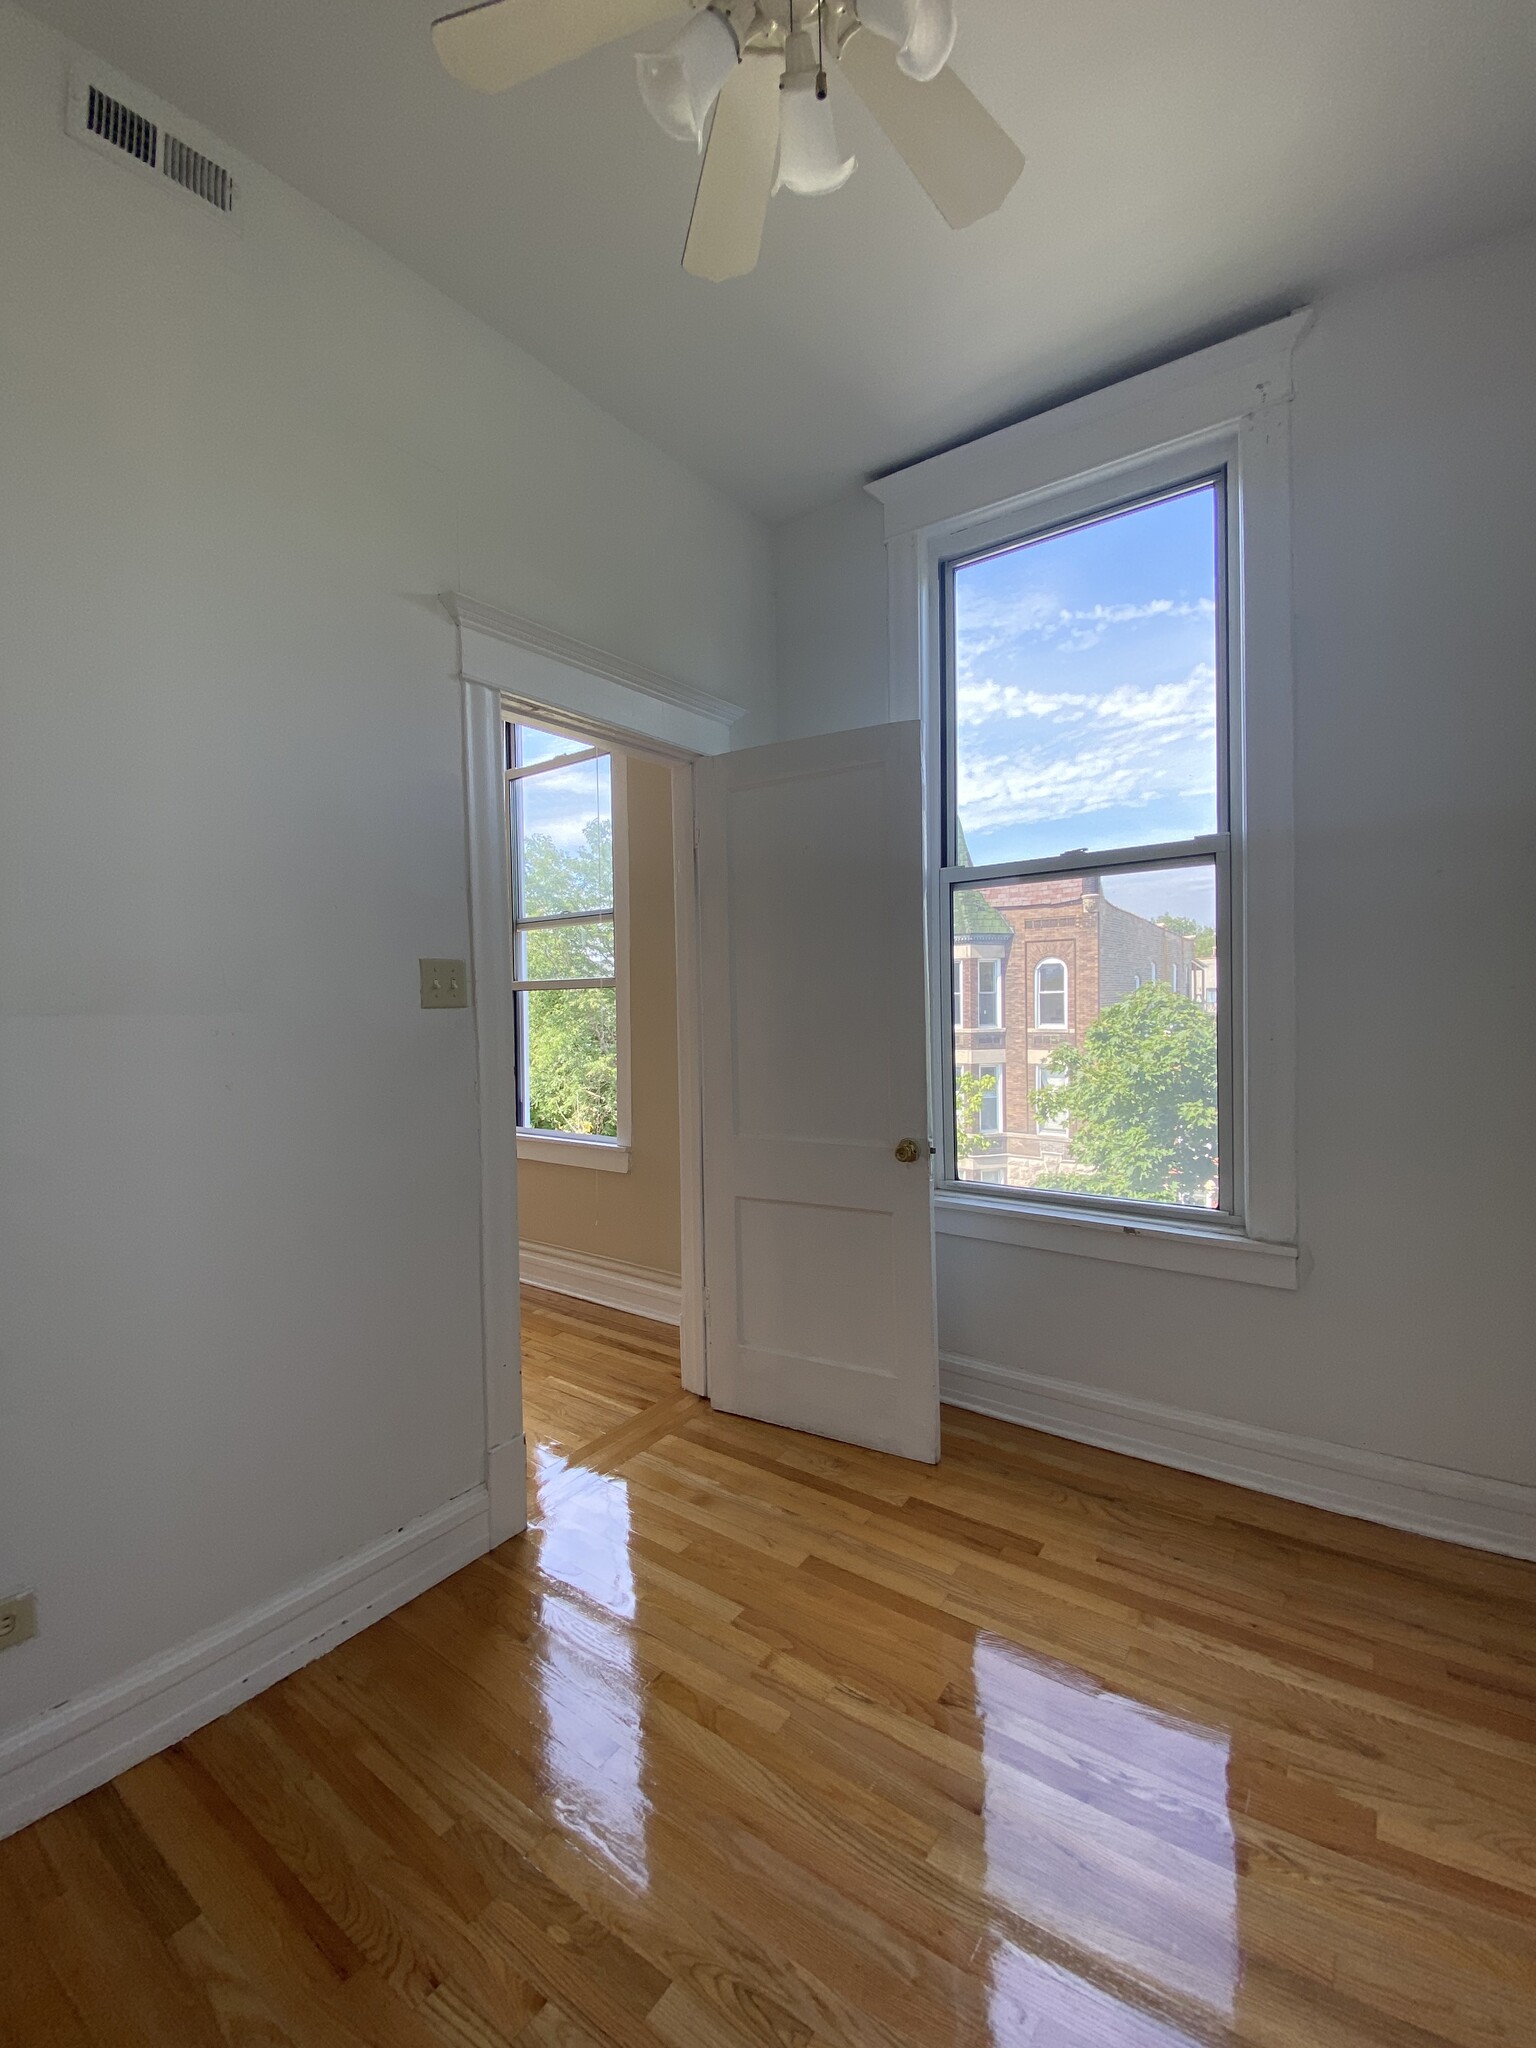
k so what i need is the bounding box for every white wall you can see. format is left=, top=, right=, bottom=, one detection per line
left=0, top=1, right=773, bottom=1747
left=774, top=224, right=1536, bottom=1491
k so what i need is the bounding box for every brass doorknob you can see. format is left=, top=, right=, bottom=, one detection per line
left=894, top=1138, right=922, bottom=1164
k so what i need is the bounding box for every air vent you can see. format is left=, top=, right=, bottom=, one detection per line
left=67, top=67, right=238, bottom=223
left=162, top=133, right=234, bottom=214
left=86, top=84, right=157, bottom=167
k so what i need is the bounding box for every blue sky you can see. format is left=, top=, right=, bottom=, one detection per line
left=513, top=725, right=612, bottom=856
left=953, top=487, right=1220, bottom=910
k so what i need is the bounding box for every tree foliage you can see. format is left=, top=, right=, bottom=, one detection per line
left=520, top=819, right=618, bottom=1138
left=1155, top=912, right=1216, bottom=954
left=954, top=1068, right=997, bottom=1160
left=1031, top=981, right=1218, bottom=1205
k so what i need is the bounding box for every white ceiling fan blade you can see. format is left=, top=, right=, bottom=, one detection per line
left=433, top=0, right=687, bottom=94
left=683, top=52, right=783, bottom=282
left=840, top=29, right=1023, bottom=230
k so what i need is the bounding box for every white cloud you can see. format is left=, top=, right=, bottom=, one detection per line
left=956, top=664, right=1217, bottom=830
left=956, top=592, right=1214, bottom=668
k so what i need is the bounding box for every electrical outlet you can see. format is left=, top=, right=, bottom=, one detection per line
left=0, top=1593, right=37, bottom=1652
left=419, top=958, right=468, bottom=1010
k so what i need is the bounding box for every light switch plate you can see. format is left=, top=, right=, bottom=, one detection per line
left=0, top=1593, right=37, bottom=1652
left=419, top=958, right=468, bottom=1009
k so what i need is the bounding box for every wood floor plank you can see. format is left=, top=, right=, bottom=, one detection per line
left=3, top=1285, right=1533, bottom=2047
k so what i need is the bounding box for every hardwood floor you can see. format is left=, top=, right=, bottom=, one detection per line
left=3, top=1286, right=1534, bottom=2046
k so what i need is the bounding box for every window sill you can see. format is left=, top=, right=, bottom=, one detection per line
left=934, top=1190, right=1298, bottom=1289
left=517, top=1134, right=630, bottom=1174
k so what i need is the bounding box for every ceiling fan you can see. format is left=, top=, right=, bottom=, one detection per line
left=431, top=0, right=1024, bottom=281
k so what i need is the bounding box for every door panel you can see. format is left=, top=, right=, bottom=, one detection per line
left=697, top=722, right=938, bottom=1462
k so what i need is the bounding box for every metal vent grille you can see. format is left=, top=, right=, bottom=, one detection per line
left=86, top=84, right=158, bottom=167
left=161, top=133, right=234, bottom=214
left=69, top=71, right=238, bottom=221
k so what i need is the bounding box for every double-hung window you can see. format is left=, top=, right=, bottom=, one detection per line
left=506, top=719, right=629, bottom=1168
left=943, top=478, right=1232, bottom=1218
left=874, top=319, right=1303, bottom=1285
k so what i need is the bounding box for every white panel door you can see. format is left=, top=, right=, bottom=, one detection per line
left=697, top=722, right=938, bottom=1462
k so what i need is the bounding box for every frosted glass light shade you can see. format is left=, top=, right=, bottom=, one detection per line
left=636, top=8, right=739, bottom=148
left=775, top=78, right=856, bottom=196
left=856, top=0, right=957, bottom=82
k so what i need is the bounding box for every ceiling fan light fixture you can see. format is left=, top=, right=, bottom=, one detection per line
left=636, top=6, right=741, bottom=149
left=775, top=70, right=857, bottom=195
left=855, top=0, right=957, bottom=83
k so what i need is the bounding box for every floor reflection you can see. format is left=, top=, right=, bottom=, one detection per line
left=529, top=1446, right=649, bottom=1890
left=973, top=1633, right=1238, bottom=2031
left=986, top=1940, right=1212, bottom=2048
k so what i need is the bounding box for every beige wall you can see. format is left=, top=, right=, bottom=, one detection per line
left=518, top=755, right=682, bottom=1278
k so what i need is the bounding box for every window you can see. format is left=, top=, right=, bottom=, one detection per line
left=506, top=719, right=627, bottom=1160
left=1034, top=959, right=1068, bottom=1029
left=977, top=1065, right=1003, bottom=1134
left=878, top=317, right=1302, bottom=1283
left=946, top=480, right=1228, bottom=1217
left=977, top=958, right=1001, bottom=1029
left=952, top=957, right=963, bottom=1028
left=1034, top=1060, right=1067, bottom=1134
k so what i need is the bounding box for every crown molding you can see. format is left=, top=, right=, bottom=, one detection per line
left=867, top=310, right=1315, bottom=540
left=442, top=594, right=746, bottom=757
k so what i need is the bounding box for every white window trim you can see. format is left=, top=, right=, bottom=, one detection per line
left=870, top=313, right=1306, bottom=1287
left=1033, top=956, right=1069, bottom=1031
left=976, top=1063, right=1003, bottom=1134
left=516, top=1131, right=631, bottom=1173
left=976, top=957, right=1001, bottom=1030
left=507, top=726, right=633, bottom=1171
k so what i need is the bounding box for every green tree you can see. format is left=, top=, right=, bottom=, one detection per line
left=1155, top=912, right=1216, bottom=954
left=954, top=1069, right=997, bottom=1160
left=1031, top=981, right=1217, bottom=1205
left=520, top=819, right=618, bottom=1137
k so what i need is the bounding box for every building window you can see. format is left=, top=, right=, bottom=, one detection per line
left=944, top=478, right=1230, bottom=1217
left=506, top=719, right=626, bottom=1150
left=977, top=958, right=1001, bottom=1029
left=977, top=1065, right=1003, bottom=1134
left=1034, top=959, right=1068, bottom=1029
left=952, top=957, right=963, bottom=1028
left=1033, top=1060, right=1068, bottom=1134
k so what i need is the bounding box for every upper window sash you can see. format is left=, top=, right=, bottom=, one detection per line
left=938, top=463, right=1234, bottom=874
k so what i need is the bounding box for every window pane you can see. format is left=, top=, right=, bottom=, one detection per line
left=951, top=862, right=1219, bottom=1208
left=520, top=986, right=618, bottom=1137
left=516, top=722, right=590, bottom=768
left=518, top=920, right=614, bottom=985
left=951, top=485, right=1220, bottom=865
left=515, top=755, right=613, bottom=919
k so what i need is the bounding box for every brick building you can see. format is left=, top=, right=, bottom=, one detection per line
left=952, top=873, right=1208, bottom=1186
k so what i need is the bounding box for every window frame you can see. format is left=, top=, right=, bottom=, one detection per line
left=975, top=957, right=1001, bottom=1030
left=504, top=715, right=632, bottom=1172
left=1033, top=956, right=1070, bottom=1032
left=940, top=466, right=1238, bottom=1225
left=870, top=314, right=1304, bottom=1288
left=975, top=1062, right=1003, bottom=1135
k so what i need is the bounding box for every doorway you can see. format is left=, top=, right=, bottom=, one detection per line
left=502, top=707, right=707, bottom=1401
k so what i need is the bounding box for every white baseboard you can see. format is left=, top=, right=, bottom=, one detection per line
left=940, top=1353, right=1536, bottom=1562
left=0, top=1487, right=490, bottom=1842
left=519, top=1243, right=683, bottom=1326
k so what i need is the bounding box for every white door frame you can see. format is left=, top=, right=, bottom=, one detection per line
left=452, top=596, right=733, bottom=1540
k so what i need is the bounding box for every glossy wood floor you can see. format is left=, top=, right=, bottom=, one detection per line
left=3, top=1290, right=1534, bottom=2047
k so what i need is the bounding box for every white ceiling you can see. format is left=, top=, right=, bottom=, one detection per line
left=22, top=0, right=1536, bottom=519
